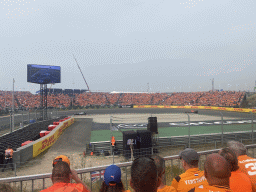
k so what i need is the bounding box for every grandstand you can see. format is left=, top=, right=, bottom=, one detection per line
left=0, top=90, right=246, bottom=113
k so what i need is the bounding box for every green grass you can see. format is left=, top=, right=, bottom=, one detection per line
left=91, top=124, right=255, bottom=142
left=90, top=130, right=122, bottom=142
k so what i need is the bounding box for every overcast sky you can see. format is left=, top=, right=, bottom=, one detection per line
left=0, top=0, right=255, bottom=93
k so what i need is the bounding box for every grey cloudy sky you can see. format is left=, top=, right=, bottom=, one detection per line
left=0, top=0, right=255, bottom=93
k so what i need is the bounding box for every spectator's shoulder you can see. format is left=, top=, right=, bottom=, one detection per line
left=157, top=185, right=177, bottom=192
left=188, top=188, right=195, bottom=192
left=167, top=185, right=177, bottom=192
left=176, top=171, right=188, bottom=180
left=175, top=175, right=181, bottom=182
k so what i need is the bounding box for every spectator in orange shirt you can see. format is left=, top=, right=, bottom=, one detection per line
left=228, top=141, right=256, bottom=192
left=2, top=146, right=14, bottom=172
left=171, top=148, right=208, bottom=192
left=130, top=157, right=160, bottom=192
left=219, top=147, right=252, bottom=192
left=189, top=154, right=232, bottom=192
left=40, top=161, right=90, bottom=192
left=151, top=155, right=177, bottom=192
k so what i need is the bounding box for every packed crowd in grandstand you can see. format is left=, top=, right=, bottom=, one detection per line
left=0, top=90, right=245, bottom=111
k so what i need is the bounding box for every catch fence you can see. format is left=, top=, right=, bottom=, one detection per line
left=110, top=112, right=256, bottom=145
left=0, top=109, right=60, bottom=135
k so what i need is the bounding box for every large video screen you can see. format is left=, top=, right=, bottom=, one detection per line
left=27, top=64, right=61, bottom=84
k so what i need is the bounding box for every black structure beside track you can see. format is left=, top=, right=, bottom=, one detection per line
left=88, top=130, right=256, bottom=155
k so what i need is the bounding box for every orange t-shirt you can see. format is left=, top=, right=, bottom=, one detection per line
left=171, top=168, right=208, bottom=192
left=40, top=182, right=90, bottom=192
left=5, top=149, right=13, bottom=159
left=237, top=155, right=256, bottom=192
left=230, top=169, right=252, bottom=192
left=158, top=185, right=177, bottom=192
left=189, top=185, right=232, bottom=192
left=111, top=136, right=116, bottom=146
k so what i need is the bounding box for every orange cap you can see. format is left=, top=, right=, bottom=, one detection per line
left=53, top=155, right=70, bottom=167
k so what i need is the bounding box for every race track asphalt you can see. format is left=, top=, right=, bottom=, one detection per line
left=47, top=118, right=92, bottom=153
left=1, top=108, right=254, bottom=132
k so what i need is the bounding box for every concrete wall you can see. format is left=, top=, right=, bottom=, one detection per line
left=13, top=143, right=33, bottom=167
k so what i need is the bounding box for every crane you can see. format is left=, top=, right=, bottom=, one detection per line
left=73, top=54, right=90, bottom=91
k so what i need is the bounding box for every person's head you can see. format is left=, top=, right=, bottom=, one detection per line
left=204, top=153, right=231, bottom=186
left=179, top=148, right=199, bottom=170
left=51, top=161, right=71, bottom=184
left=52, top=155, right=70, bottom=167
left=151, top=155, right=165, bottom=185
left=219, top=148, right=239, bottom=172
left=130, top=157, right=159, bottom=192
left=7, top=146, right=11, bottom=149
left=100, top=165, right=125, bottom=192
left=227, top=141, right=247, bottom=157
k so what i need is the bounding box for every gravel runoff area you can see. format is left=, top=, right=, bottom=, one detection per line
left=79, top=113, right=239, bottom=124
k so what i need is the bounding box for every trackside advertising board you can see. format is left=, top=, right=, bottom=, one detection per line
left=33, top=118, right=74, bottom=157
left=133, top=105, right=256, bottom=113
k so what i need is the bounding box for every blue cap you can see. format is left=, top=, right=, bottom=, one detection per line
left=104, top=165, right=121, bottom=186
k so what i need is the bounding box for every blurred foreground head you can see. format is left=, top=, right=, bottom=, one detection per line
left=130, top=157, right=159, bottom=192
left=51, top=161, right=71, bottom=183
left=204, top=153, right=231, bottom=187
left=219, top=147, right=239, bottom=172
left=227, top=141, right=247, bottom=157
left=100, top=164, right=125, bottom=192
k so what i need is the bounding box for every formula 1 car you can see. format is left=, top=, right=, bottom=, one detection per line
left=185, top=110, right=198, bottom=114
left=74, top=111, right=86, bottom=115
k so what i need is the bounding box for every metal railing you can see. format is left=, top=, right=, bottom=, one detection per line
left=111, top=112, right=255, bottom=149
left=1, top=143, right=256, bottom=192
left=0, top=109, right=61, bottom=135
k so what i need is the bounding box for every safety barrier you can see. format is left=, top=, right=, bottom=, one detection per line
left=12, top=117, right=74, bottom=166
left=134, top=105, right=256, bottom=113
left=33, top=117, right=74, bottom=157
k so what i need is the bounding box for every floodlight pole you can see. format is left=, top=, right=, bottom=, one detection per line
left=40, top=84, right=44, bottom=119
left=44, top=84, right=48, bottom=120
left=11, top=78, right=15, bottom=132
left=251, top=112, right=254, bottom=143
left=186, top=113, right=190, bottom=148
left=220, top=112, right=223, bottom=146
